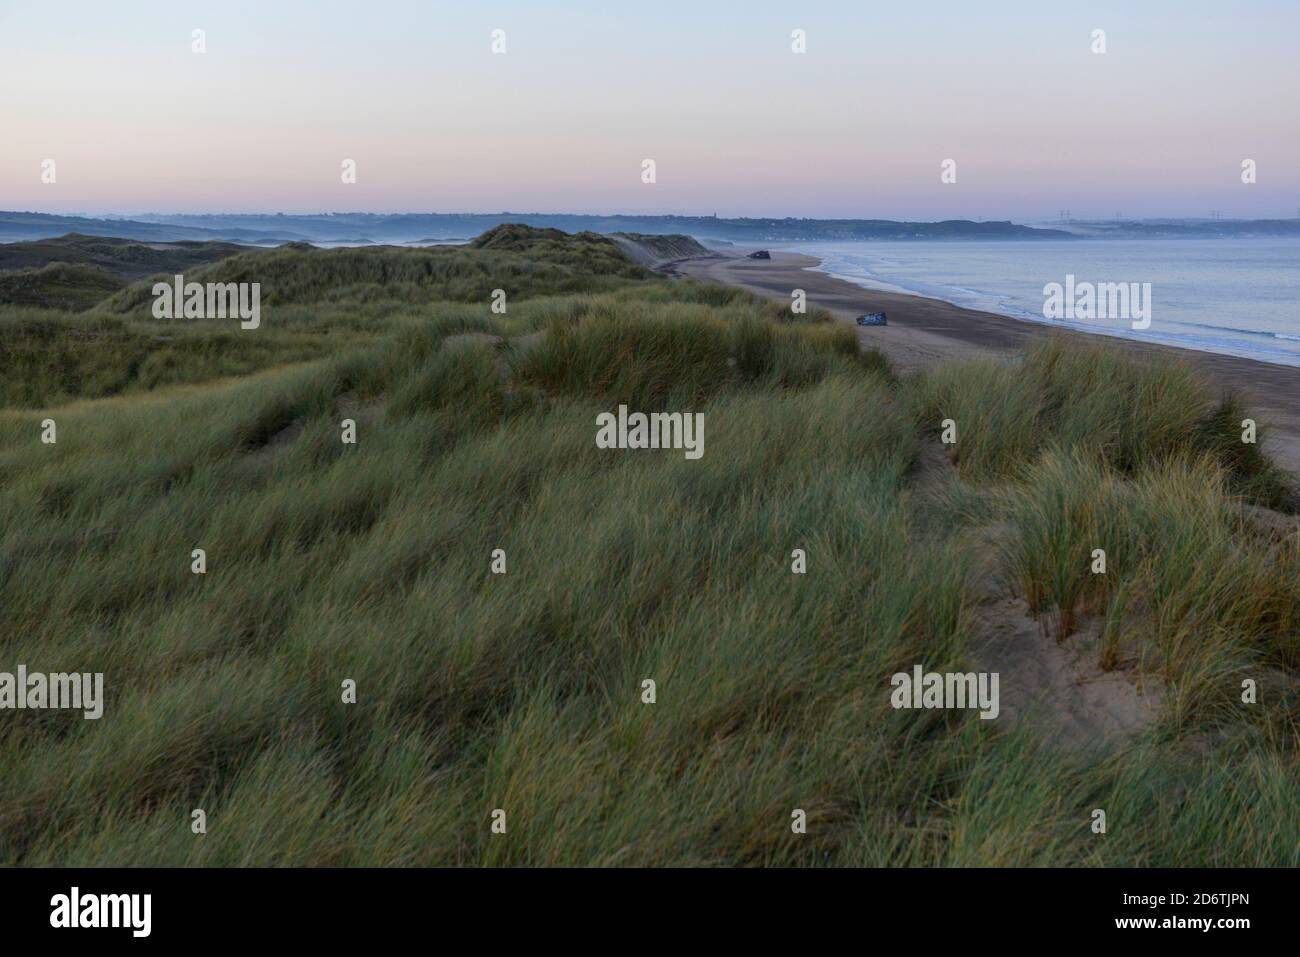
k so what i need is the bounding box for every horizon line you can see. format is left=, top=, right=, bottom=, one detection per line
left=8, top=209, right=1300, bottom=225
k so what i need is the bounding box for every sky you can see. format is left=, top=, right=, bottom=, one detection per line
left=1, top=0, right=1297, bottom=221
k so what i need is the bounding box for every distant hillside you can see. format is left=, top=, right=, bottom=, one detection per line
left=0, top=262, right=126, bottom=311
left=1, top=211, right=1078, bottom=246
left=124, top=212, right=1075, bottom=243
left=0, top=233, right=253, bottom=278
left=1048, top=218, right=1300, bottom=239
left=0, top=212, right=310, bottom=244
left=10, top=211, right=1300, bottom=248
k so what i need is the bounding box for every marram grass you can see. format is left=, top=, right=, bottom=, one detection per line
left=0, top=231, right=1296, bottom=866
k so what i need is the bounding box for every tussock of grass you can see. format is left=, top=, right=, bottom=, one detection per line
left=915, top=337, right=1293, bottom=507
left=513, top=303, right=865, bottom=409
left=997, top=451, right=1300, bottom=720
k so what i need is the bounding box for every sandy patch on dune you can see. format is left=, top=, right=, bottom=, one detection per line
left=911, top=450, right=1162, bottom=751
left=962, top=520, right=1162, bottom=751
left=969, top=597, right=1162, bottom=751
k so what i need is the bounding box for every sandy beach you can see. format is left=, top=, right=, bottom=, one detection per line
left=676, top=251, right=1300, bottom=475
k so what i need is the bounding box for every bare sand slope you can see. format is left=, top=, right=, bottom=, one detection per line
left=676, top=252, right=1300, bottom=475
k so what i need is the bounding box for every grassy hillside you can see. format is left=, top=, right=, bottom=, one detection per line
left=98, top=226, right=647, bottom=317
left=0, top=227, right=1296, bottom=866
left=0, top=229, right=665, bottom=409
left=0, top=232, right=252, bottom=279
left=469, top=223, right=651, bottom=277
left=0, top=262, right=126, bottom=312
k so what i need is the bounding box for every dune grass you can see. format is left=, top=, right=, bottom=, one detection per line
left=0, top=229, right=1296, bottom=866
left=0, top=262, right=126, bottom=312
left=915, top=339, right=1295, bottom=507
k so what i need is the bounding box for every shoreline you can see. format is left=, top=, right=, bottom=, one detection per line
left=673, top=251, right=1300, bottom=475
left=805, top=259, right=1300, bottom=371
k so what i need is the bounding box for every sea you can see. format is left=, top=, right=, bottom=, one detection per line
left=783, top=238, right=1300, bottom=367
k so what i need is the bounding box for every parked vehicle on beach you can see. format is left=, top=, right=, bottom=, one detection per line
left=856, top=312, right=888, bottom=326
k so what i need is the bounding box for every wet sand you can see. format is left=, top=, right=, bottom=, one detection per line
left=674, top=251, right=1300, bottom=475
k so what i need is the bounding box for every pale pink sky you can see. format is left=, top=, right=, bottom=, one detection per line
left=2, top=0, right=1297, bottom=220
